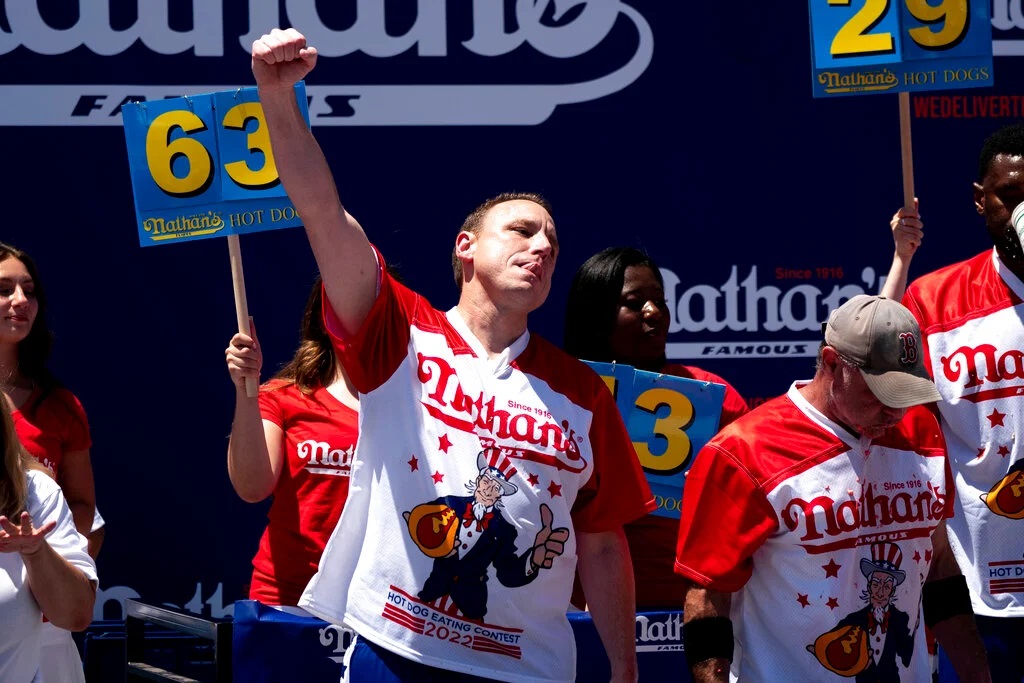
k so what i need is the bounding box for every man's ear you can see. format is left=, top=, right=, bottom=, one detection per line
left=455, top=231, right=475, bottom=267
left=973, top=182, right=985, bottom=215
left=820, top=345, right=841, bottom=372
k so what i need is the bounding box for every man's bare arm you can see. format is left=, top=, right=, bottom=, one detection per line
left=252, top=28, right=378, bottom=336
left=926, top=522, right=991, bottom=683
left=683, top=581, right=733, bottom=683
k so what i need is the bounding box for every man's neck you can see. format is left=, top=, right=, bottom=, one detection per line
left=455, top=298, right=528, bottom=358
left=998, top=245, right=1024, bottom=283
left=797, top=377, right=861, bottom=438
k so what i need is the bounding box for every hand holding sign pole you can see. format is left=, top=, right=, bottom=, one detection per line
left=121, top=85, right=310, bottom=397
left=808, top=1, right=993, bottom=215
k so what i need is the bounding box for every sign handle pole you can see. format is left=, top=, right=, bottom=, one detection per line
left=899, top=92, right=915, bottom=210
left=227, top=234, right=258, bottom=398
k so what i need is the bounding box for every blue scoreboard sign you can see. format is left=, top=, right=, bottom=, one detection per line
left=808, top=0, right=993, bottom=98
left=122, top=84, right=309, bottom=246
left=585, top=361, right=725, bottom=519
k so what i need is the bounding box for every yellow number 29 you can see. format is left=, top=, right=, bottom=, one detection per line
left=906, top=0, right=969, bottom=50
left=828, top=0, right=895, bottom=57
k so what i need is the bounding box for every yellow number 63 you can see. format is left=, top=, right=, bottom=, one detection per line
left=145, top=103, right=280, bottom=198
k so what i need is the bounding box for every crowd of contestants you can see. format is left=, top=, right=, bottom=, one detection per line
left=4, top=46, right=1024, bottom=680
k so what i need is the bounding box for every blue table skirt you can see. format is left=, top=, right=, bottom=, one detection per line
left=232, top=600, right=690, bottom=682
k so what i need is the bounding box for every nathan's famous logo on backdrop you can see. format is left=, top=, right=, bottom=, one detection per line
left=994, top=0, right=1024, bottom=55
left=0, top=0, right=653, bottom=127
left=660, top=264, right=885, bottom=360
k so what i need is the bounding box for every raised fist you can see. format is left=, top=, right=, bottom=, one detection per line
left=251, top=28, right=318, bottom=92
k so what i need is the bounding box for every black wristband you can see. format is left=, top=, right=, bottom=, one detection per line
left=923, top=574, right=972, bottom=628
left=683, top=616, right=734, bottom=666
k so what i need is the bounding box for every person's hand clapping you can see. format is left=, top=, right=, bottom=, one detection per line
left=226, top=318, right=263, bottom=393
left=251, top=28, right=318, bottom=92
left=0, top=511, right=56, bottom=557
left=891, top=198, right=923, bottom=260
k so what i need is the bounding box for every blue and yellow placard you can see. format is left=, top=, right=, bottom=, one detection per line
left=121, top=84, right=309, bottom=246
left=808, top=0, right=992, bottom=98
left=585, top=361, right=725, bottom=519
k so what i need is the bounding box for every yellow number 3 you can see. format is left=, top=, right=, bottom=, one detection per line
left=145, top=103, right=278, bottom=198
left=633, top=387, right=694, bottom=475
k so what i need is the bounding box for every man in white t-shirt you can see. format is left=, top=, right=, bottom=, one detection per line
left=675, top=295, right=990, bottom=683
left=902, top=123, right=1024, bottom=682
left=251, top=28, right=655, bottom=683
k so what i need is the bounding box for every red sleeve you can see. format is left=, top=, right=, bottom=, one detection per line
left=53, top=390, right=91, bottom=452
left=571, top=385, right=656, bottom=533
left=901, top=286, right=934, bottom=379
left=257, top=383, right=287, bottom=429
left=674, top=440, right=778, bottom=593
left=321, top=247, right=420, bottom=394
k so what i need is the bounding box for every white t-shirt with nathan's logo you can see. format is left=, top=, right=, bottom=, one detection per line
left=904, top=247, right=1024, bottom=617
left=676, top=384, right=951, bottom=682
left=299, top=256, right=653, bottom=683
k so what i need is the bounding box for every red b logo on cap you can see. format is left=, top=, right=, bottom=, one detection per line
left=898, top=332, right=918, bottom=366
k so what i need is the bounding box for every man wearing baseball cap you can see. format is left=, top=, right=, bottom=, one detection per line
left=674, top=295, right=990, bottom=682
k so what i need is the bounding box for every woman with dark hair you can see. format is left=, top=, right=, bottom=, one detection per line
left=225, top=277, right=359, bottom=607
left=0, top=390, right=96, bottom=681
left=0, top=242, right=100, bottom=682
left=564, top=247, right=749, bottom=610
left=0, top=244, right=96, bottom=543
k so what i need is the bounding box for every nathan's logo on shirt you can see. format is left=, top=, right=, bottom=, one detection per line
left=940, top=343, right=1024, bottom=402
left=296, top=439, right=354, bottom=476
left=416, top=353, right=584, bottom=473
left=781, top=482, right=948, bottom=553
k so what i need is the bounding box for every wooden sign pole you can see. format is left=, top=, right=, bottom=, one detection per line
left=898, top=91, right=915, bottom=211
left=227, top=234, right=257, bottom=398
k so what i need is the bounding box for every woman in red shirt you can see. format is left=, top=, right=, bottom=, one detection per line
left=225, top=278, right=358, bottom=606
left=564, top=247, right=749, bottom=610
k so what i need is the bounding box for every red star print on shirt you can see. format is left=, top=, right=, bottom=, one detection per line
left=826, top=597, right=839, bottom=610
left=797, top=594, right=810, bottom=608
left=527, top=473, right=540, bottom=487
left=925, top=549, right=932, bottom=563
left=438, top=434, right=452, bottom=453
left=547, top=481, right=562, bottom=498
left=822, top=559, right=841, bottom=578
left=408, top=455, right=419, bottom=472
left=999, top=445, right=1011, bottom=457
left=988, top=409, right=1007, bottom=427
left=431, top=471, right=445, bottom=484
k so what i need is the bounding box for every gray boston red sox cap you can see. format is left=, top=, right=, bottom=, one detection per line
left=824, top=295, right=942, bottom=409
